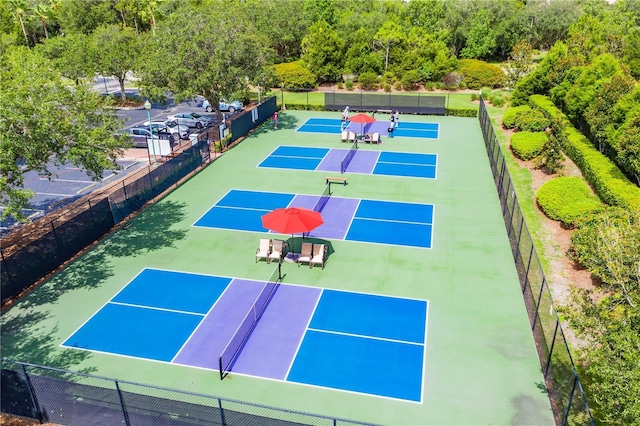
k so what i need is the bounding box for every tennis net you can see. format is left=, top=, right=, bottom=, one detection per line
left=340, top=140, right=358, bottom=174
left=312, top=183, right=331, bottom=213
left=218, top=263, right=281, bottom=379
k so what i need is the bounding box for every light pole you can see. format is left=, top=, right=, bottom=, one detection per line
left=144, top=100, right=157, bottom=165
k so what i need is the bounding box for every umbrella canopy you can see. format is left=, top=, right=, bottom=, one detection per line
left=261, top=207, right=324, bottom=235
left=347, top=113, right=376, bottom=136
left=262, top=207, right=324, bottom=254
left=348, top=113, right=376, bottom=124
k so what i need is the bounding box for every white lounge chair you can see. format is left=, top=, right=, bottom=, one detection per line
left=341, top=130, right=348, bottom=142
left=297, top=242, right=313, bottom=267
left=347, top=131, right=357, bottom=143
left=256, top=238, right=271, bottom=263
left=371, top=133, right=381, bottom=144
left=309, top=244, right=326, bottom=269
left=268, top=239, right=287, bottom=264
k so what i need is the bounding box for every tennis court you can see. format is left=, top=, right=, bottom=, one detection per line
left=62, top=267, right=427, bottom=402
left=298, top=117, right=439, bottom=139
left=1, top=110, right=554, bottom=425
left=194, top=189, right=434, bottom=249
left=259, top=145, right=438, bottom=178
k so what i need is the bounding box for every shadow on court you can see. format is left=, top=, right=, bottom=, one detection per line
left=287, top=236, right=335, bottom=258
left=102, top=200, right=189, bottom=258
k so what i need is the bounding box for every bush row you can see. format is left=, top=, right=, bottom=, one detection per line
left=536, top=177, right=603, bottom=226
left=510, top=131, right=547, bottom=160
left=530, top=94, right=640, bottom=210
left=502, top=105, right=530, bottom=128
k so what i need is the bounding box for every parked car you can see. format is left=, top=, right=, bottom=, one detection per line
left=118, top=127, right=171, bottom=148
left=202, top=99, right=243, bottom=113
left=143, top=120, right=190, bottom=141
left=167, top=112, right=212, bottom=129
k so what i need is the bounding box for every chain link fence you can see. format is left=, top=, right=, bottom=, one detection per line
left=0, top=360, right=375, bottom=426
left=478, top=98, right=594, bottom=426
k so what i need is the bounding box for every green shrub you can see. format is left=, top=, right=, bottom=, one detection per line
left=530, top=94, right=640, bottom=210
left=536, top=177, right=602, bottom=226
left=510, top=131, right=547, bottom=160
left=394, top=81, right=403, bottom=91
left=382, top=72, right=395, bottom=84
left=489, top=94, right=506, bottom=107
left=382, top=82, right=392, bottom=92
left=345, top=80, right=354, bottom=90
left=447, top=108, right=477, bottom=117
left=480, top=87, right=492, bottom=98
left=514, top=108, right=550, bottom=132
left=274, top=61, right=316, bottom=89
left=358, top=71, right=379, bottom=90
left=337, top=81, right=343, bottom=89
left=502, top=105, right=531, bottom=128
left=458, top=59, right=507, bottom=89
left=470, top=93, right=479, bottom=101
left=401, top=70, right=422, bottom=90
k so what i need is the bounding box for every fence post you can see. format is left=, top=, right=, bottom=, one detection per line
left=218, top=398, right=226, bottom=426
left=544, top=319, right=560, bottom=377
left=115, top=380, right=131, bottom=426
left=531, top=276, right=547, bottom=331
left=514, top=215, right=524, bottom=262
left=20, top=363, right=43, bottom=423
left=562, top=375, right=578, bottom=426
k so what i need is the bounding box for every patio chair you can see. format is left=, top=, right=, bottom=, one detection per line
left=256, top=238, right=272, bottom=263
left=268, top=239, right=287, bottom=264
left=340, top=130, right=348, bottom=142
left=371, top=133, right=381, bottom=144
left=309, top=244, right=327, bottom=269
left=347, top=131, right=357, bottom=143
left=297, top=242, right=313, bottom=267
left=363, top=134, right=372, bottom=143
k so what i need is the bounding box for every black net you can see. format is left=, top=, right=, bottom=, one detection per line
left=1, top=360, right=375, bottom=425
left=325, top=92, right=446, bottom=115
left=340, top=141, right=358, bottom=174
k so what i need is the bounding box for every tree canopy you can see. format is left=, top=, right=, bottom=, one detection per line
left=0, top=46, right=128, bottom=220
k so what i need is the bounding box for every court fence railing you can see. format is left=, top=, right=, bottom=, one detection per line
left=0, top=96, right=278, bottom=306
left=0, top=359, right=375, bottom=426
left=478, top=97, right=594, bottom=426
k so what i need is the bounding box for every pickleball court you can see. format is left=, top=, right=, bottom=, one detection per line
left=62, top=268, right=428, bottom=402
left=194, top=189, right=434, bottom=249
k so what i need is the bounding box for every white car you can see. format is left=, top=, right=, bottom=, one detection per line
left=143, top=120, right=190, bottom=140
left=167, top=112, right=212, bottom=129
left=202, top=99, right=243, bottom=113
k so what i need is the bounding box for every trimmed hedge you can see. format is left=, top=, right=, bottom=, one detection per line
left=447, top=108, right=477, bottom=117
left=510, top=131, right=547, bottom=160
left=457, top=59, right=507, bottom=89
left=514, top=108, right=550, bottom=132
left=502, top=105, right=531, bottom=129
left=274, top=61, right=316, bottom=89
left=530, top=94, right=640, bottom=211
left=536, top=177, right=603, bottom=226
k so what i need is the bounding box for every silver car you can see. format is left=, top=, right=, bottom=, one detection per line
left=144, top=120, right=190, bottom=140
left=167, top=112, right=212, bottom=129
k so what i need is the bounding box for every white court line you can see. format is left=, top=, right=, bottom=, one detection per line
left=307, top=327, right=424, bottom=346
left=109, top=301, right=205, bottom=317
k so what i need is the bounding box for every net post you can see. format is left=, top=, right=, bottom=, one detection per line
left=278, top=262, right=282, bottom=280
left=218, top=357, right=224, bottom=380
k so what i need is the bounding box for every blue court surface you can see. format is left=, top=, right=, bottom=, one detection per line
left=259, top=145, right=437, bottom=179
left=194, top=189, right=434, bottom=249
left=297, top=117, right=439, bottom=139
left=62, top=268, right=428, bottom=402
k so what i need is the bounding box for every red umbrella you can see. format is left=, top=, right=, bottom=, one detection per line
left=348, top=113, right=376, bottom=136
left=261, top=207, right=324, bottom=253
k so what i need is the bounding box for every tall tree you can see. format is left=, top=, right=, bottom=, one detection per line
left=505, top=39, right=534, bottom=88
left=301, top=20, right=344, bottom=82
left=373, top=21, right=404, bottom=73
left=33, top=2, right=51, bottom=39
left=137, top=4, right=271, bottom=119
left=461, top=9, right=495, bottom=59
left=8, top=0, right=29, bottom=45
left=0, top=46, right=128, bottom=221
left=91, top=24, right=141, bottom=102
